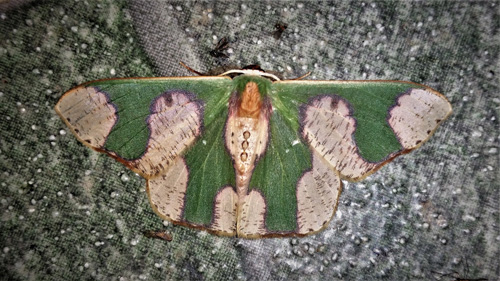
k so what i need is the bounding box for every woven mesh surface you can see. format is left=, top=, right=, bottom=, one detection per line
left=0, top=1, right=498, bottom=280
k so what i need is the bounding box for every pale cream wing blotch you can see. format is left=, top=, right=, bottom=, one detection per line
left=296, top=150, right=342, bottom=234
left=388, top=88, right=452, bottom=149
left=130, top=91, right=203, bottom=177
left=55, top=86, right=117, bottom=148
left=147, top=157, right=189, bottom=222
left=238, top=190, right=267, bottom=237
left=211, top=186, right=238, bottom=235
left=301, top=95, right=377, bottom=181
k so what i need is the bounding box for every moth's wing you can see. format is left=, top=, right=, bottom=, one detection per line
left=247, top=80, right=452, bottom=237
left=274, top=80, right=452, bottom=182
left=55, top=77, right=239, bottom=236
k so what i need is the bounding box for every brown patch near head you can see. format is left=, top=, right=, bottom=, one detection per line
left=238, top=82, right=262, bottom=118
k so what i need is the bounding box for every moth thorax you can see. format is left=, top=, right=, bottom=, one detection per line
left=238, top=82, right=262, bottom=118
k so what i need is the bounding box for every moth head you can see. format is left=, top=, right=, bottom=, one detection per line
left=238, top=81, right=262, bottom=118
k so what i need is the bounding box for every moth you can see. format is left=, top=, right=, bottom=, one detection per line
left=55, top=68, right=452, bottom=238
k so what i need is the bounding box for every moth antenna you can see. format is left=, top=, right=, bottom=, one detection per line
left=179, top=61, right=204, bottom=76
left=290, top=71, right=312, bottom=80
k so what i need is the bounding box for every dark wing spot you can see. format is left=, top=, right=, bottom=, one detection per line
left=164, top=95, right=173, bottom=107
left=330, top=97, right=341, bottom=110
left=85, top=139, right=92, bottom=144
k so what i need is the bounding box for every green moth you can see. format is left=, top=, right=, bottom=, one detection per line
left=55, top=69, right=452, bottom=238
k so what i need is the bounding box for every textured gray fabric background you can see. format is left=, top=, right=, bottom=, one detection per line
left=0, top=0, right=498, bottom=280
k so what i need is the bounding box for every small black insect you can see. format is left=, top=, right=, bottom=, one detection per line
left=273, top=22, right=288, bottom=39
left=209, top=37, right=230, bottom=59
